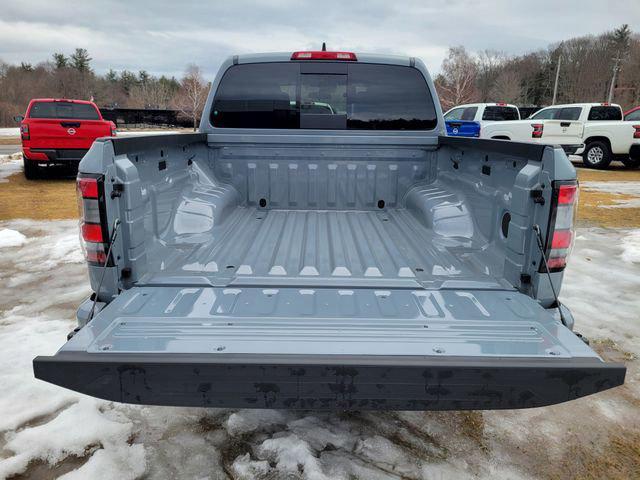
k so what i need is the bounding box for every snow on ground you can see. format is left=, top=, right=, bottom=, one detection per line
left=0, top=153, right=23, bottom=183
left=0, top=229, right=26, bottom=248
left=581, top=181, right=640, bottom=208
left=0, top=220, right=638, bottom=479
left=0, top=128, right=20, bottom=137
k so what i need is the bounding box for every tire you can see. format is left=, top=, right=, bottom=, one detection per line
left=23, top=157, right=40, bottom=180
left=582, top=141, right=612, bottom=169
left=621, top=157, right=640, bottom=169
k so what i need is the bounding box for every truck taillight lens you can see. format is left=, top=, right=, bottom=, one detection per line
left=20, top=124, right=29, bottom=140
left=542, top=181, right=578, bottom=272
left=531, top=123, right=544, bottom=138
left=77, top=175, right=111, bottom=266
left=633, top=125, right=640, bottom=139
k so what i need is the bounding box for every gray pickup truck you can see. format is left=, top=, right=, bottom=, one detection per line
left=34, top=51, right=625, bottom=410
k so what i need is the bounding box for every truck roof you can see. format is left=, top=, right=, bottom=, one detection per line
left=232, top=51, right=418, bottom=67
left=28, top=98, right=98, bottom=105
left=542, top=102, right=622, bottom=109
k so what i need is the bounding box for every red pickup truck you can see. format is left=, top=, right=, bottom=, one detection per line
left=16, top=98, right=116, bottom=179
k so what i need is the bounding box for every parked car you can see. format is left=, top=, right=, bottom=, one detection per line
left=444, top=103, right=584, bottom=154
left=529, top=103, right=640, bottom=169
left=34, top=51, right=625, bottom=411
left=15, top=98, right=116, bottom=179
left=624, top=106, right=640, bottom=121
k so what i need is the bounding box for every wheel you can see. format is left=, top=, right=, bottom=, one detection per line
left=582, top=141, right=612, bottom=169
left=621, top=157, right=640, bottom=169
left=23, top=157, right=40, bottom=179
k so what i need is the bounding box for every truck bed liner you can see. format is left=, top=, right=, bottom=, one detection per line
left=144, top=207, right=503, bottom=289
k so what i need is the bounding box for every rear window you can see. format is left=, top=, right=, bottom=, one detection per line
left=211, top=62, right=438, bottom=130
left=482, top=106, right=519, bottom=121
left=29, top=101, right=100, bottom=120
left=588, top=106, right=622, bottom=121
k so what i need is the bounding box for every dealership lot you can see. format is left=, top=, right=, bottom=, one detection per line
left=1, top=154, right=639, bottom=479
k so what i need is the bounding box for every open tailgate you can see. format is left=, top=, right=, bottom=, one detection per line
left=34, top=287, right=625, bottom=410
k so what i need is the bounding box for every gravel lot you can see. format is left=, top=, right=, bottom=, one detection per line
left=0, top=154, right=639, bottom=479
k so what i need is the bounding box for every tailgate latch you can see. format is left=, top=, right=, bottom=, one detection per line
left=111, top=183, right=124, bottom=199
left=530, top=189, right=545, bottom=205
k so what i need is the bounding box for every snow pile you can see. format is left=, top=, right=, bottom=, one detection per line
left=0, top=228, right=27, bottom=247
left=0, top=152, right=23, bottom=182
left=0, top=127, right=20, bottom=136
left=620, top=229, right=640, bottom=264
left=0, top=220, right=639, bottom=479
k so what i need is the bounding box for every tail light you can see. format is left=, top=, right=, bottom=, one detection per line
left=632, top=125, right=640, bottom=139
left=77, top=175, right=111, bottom=265
left=291, top=51, right=357, bottom=61
left=496, top=102, right=507, bottom=106
left=531, top=123, right=544, bottom=138
left=542, top=181, right=578, bottom=272
left=20, top=124, right=29, bottom=140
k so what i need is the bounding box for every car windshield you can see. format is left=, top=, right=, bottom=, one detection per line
left=29, top=101, right=100, bottom=120
left=211, top=62, right=438, bottom=130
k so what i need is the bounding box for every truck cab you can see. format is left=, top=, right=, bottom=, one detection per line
left=444, top=102, right=520, bottom=137
left=530, top=103, right=640, bottom=168
left=33, top=51, right=625, bottom=410
left=16, top=98, right=116, bottom=179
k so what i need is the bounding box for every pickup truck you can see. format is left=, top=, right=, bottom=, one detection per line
left=444, top=103, right=585, bottom=155
left=444, top=102, right=519, bottom=137
left=33, top=51, right=625, bottom=410
left=15, top=98, right=116, bottom=179
left=529, top=103, right=640, bottom=169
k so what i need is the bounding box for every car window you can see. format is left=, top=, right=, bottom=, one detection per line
left=482, top=106, right=519, bottom=121
left=588, top=106, right=622, bottom=121
left=461, top=107, right=478, bottom=121
left=211, top=62, right=438, bottom=130
left=626, top=109, right=640, bottom=121
left=530, top=108, right=558, bottom=120
left=29, top=101, right=100, bottom=120
left=557, top=107, right=582, bottom=120
left=444, top=108, right=464, bottom=121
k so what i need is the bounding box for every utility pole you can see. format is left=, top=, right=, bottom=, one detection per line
left=607, top=55, right=621, bottom=104
left=552, top=55, right=562, bottom=105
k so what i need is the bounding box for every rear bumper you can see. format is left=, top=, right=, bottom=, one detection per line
left=561, top=144, right=584, bottom=155
left=630, top=144, right=640, bottom=161
left=24, top=147, right=88, bottom=162
left=33, top=352, right=625, bottom=410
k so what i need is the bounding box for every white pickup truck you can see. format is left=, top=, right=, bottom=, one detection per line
left=444, top=103, right=585, bottom=155
left=528, top=103, right=640, bottom=169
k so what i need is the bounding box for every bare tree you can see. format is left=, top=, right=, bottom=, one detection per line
left=489, top=69, right=522, bottom=103
left=476, top=50, right=505, bottom=102
left=435, top=46, right=478, bottom=110
left=173, top=64, right=208, bottom=130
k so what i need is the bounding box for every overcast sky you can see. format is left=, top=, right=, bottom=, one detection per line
left=1, top=0, right=639, bottom=80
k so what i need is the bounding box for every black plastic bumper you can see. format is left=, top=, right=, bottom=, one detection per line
left=561, top=144, right=584, bottom=155
left=630, top=144, right=640, bottom=161
left=33, top=352, right=625, bottom=410
left=31, top=148, right=88, bottom=162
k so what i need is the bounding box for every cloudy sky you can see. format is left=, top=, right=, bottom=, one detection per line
left=1, top=0, right=639, bottom=79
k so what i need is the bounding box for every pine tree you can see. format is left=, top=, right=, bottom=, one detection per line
left=52, top=53, right=68, bottom=69
left=70, top=48, right=92, bottom=72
